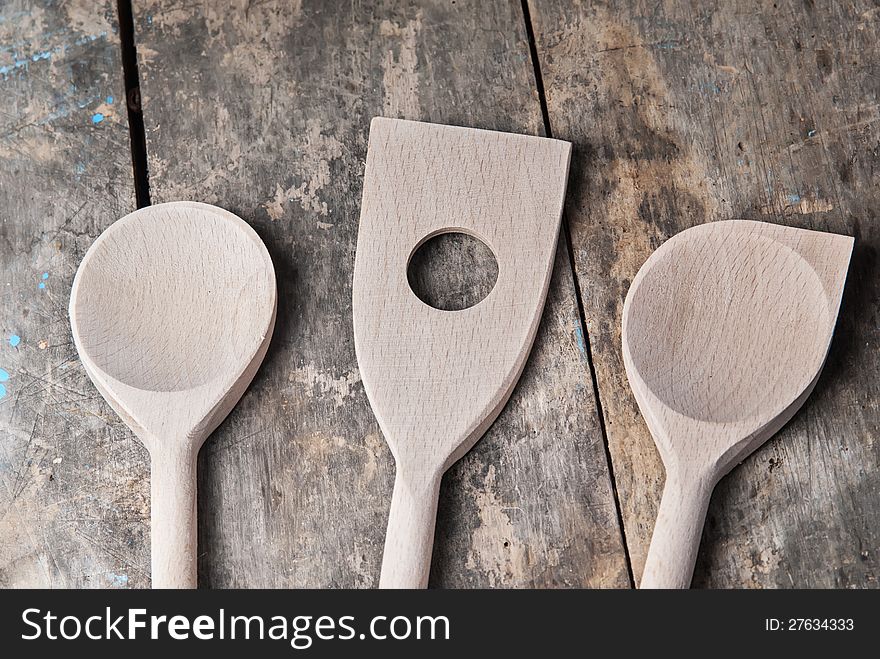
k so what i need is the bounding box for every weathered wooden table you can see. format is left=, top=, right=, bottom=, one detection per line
left=1, top=0, right=877, bottom=588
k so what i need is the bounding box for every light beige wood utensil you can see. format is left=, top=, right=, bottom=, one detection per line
left=70, top=201, right=276, bottom=589
left=622, top=219, right=852, bottom=589
left=353, top=118, right=571, bottom=588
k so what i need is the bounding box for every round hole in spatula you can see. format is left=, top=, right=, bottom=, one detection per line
left=407, top=231, right=498, bottom=311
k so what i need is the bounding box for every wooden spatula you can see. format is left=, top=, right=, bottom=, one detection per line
left=353, top=118, right=571, bottom=588
left=70, top=201, right=276, bottom=588
left=622, top=219, right=853, bottom=588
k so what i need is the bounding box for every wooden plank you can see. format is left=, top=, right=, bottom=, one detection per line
left=0, top=1, right=141, bottom=587
left=530, top=0, right=880, bottom=587
left=134, top=0, right=630, bottom=587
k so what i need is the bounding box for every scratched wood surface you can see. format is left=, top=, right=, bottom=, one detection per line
left=5, top=0, right=878, bottom=590
left=0, top=1, right=144, bottom=587
left=530, top=0, right=880, bottom=587
left=132, top=0, right=629, bottom=588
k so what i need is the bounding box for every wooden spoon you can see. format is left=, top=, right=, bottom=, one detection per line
left=622, top=219, right=852, bottom=588
left=70, top=201, right=276, bottom=588
left=353, top=118, right=571, bottom=588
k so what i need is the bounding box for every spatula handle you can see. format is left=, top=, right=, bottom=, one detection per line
left=640, top=469, right=714, bottom=589
left=379, top=466, right=442, bottom=589
left=150, top=447, right=198, bottom=589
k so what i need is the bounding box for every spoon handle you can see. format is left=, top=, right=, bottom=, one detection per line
left=150, top=446, right=198, bottom=589
left=640, top=469, right=714, bottom=589
left=379, top=466, right=442, bottom=589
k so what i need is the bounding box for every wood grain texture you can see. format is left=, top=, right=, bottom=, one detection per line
left=69, top=202, right=277, bottom=587
left=134, top=0, right=630, bottom=587
left=354, top=118, right=571, bottom=587
left=622, top=220, right=852, bottom=587
left=530, top=0, right=880, bottom=587
left=0, top=1, right=143, bottom=588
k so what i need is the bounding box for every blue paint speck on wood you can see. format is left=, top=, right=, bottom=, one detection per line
left=91, top=112, right=104, bottom=124
left=788, top=194, right=801, bottom=204
left=0, top=383, right=6, bottom=399
left=574, top=325, right=588, bottom=360
left=109, top=573, right=130, bottom=587
left=106, top=95, right=114, bottom=104
left=73, top=33, right=106, bottom=47
left=42, top=272, right=49, bottom=280
left=9, top=335, right=21, bottom=347
left=38, top=282, right=45, bottom=289
left=0, top=368, right=9, bottom=382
